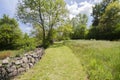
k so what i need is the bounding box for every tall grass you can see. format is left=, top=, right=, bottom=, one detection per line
left=0, top=46, right=36, bottom=60
left=64, top=40, right=120, bottom=80
left=14, top=46, right=87, bottom=80
left=0, top=49, right=25, bottom=60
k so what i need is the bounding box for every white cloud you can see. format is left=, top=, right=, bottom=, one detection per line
left=0, top=0, right=33, bottom=34
left=78, top=1, right=93, bottom=16
left=66, top=1, right=93, bottom=19
left=66, top=2, right=80, bottom=19
left=93, top=0, right=102, bottom=3
left=24, top=27, right=32, bottom=33
left=66, top=0, right=102, bottom=26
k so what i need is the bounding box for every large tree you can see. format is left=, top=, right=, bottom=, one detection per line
left=17, top=0, right=68, bottom=47
left=98, top=1, right=120, bottom=40
left=89, top=0, right=120, bottom=40
left=71, top=14, right=88, bottom=39
left=0, top=15, right=22, bottom=50
left=92, top=0, right=118, bottom=26
left=57, top=22, right=73, bottom=40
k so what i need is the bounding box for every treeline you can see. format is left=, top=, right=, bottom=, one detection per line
left=0, top=15, right=36, bottom=50
left=16, top=0, right=120, bottom=48
left=67, top=0, right=120, bottom=40
left=66, top=0, right=120, bottom=40
left=88, top=0, right=120, bottom=40
left=0, top=0, right=120, bottom=50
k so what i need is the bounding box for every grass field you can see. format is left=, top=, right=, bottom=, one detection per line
left=14, top=40, right=120, bottom=80
left=64, top=40, right=120, bottom=80
left=14, top=45, right=87, bottom=80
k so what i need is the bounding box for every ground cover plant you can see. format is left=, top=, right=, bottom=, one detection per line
left=13, top=43, right=87, bottom=80
left=64, top=40, right=120, bottom=80
left=13, top=40, right=120, bottom=80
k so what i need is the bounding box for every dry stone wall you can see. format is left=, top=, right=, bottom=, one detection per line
left=0, top=48, right=44, bottom=80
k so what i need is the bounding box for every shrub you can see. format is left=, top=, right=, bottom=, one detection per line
left=18, top=33, right=37, bottom=51
left=0, top=15, right=23, bottom=50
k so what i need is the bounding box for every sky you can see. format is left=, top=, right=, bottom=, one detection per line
left=0, top=0, right=102, bottom=33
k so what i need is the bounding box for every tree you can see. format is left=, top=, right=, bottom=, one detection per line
left=92, top=0, right=118, bottom=26
left=0, top=15, right=23, bottom=50
left=31, top=23, right=43, bottom=45
left=98, top=1, right=120, bottom=40
left=87, top=25, right=100, bottom=39
left=90, top=0, right=120, bottom=40
left=71, top=14, right=88, bottom=39
left=17, top=0, right=68, bottom=47
left=19, top=33, right=37, bottom=51
left=92, top=4, right=101, bottom=26
left=57, top=23, right=73, bottom=40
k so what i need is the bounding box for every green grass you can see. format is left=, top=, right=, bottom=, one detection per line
left=13, top=40, right=120, bottom=80
left=64, top=40, right=120, bottom=80
left=14, top=44, right=87, bottom=80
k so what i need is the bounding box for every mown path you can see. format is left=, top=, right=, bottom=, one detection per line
left=14, top=45, right=87, bottom=80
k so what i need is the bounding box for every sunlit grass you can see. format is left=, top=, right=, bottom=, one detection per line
left=64, top=40, right=120, bottom=80
left=14, top=45, right=87, bottom=80
left=13, top=40, right=120, bottom=80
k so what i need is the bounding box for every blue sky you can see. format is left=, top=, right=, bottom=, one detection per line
left=0, top=0, right=101, bottom=33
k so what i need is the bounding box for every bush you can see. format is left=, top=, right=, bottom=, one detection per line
left=17, top=33, right=37, bottom=51
left=0, top=15, right=23, bottom=50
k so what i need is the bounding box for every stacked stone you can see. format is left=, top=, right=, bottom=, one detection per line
left=0, top=48, right=44, bottom=80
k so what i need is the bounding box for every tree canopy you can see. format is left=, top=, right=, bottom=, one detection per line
left=71, top=14, right=88, bottom=39
left=0, top=15, right=22, bottom=50
left=89, top=0, right=120, bottom=40
left=17, top=0, right=68, bottom=47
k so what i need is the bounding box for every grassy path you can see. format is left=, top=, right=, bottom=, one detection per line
left=14, top=45, right=86, bottom=80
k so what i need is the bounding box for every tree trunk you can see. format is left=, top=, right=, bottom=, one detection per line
left=47, top=30, right=53, bottom=44
left=47, top=25, right=54, bottom=45
left=42, top=26, right=46, bottom=47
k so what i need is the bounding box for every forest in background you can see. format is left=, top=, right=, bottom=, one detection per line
left=0, top=0, right=120, bottom=57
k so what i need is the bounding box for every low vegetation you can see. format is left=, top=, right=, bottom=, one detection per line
left=0, top=49, right=26, bottom=60
left=64, top=40, right=120, bottom=80
left=14, top=44, right=87, bottom=80
left=13, top=40, right=120, bottom=80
